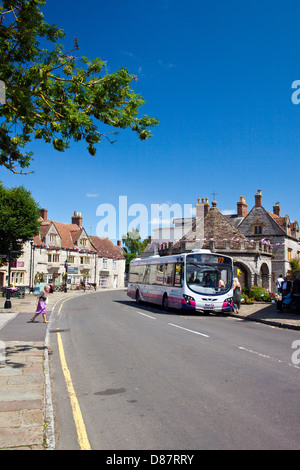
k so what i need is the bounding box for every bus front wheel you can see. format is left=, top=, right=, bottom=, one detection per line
left=136, top=290, right=141, bottom=305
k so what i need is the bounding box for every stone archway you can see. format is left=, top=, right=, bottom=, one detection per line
left=260, top=263, right=270, bottom=290
left=234, top=262, right=250, bottom=291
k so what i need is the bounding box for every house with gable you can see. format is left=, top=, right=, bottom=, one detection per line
left=0, top=209, right=125, bottom=290
left=157, top=198, right=273, bottom=291
left=232, top=190, right=300, bottom=287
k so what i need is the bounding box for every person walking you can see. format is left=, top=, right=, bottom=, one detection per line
left=276, top=274, right=284, bottom=295
left=31, top=285, right=50, bottom=323
left=233, top=277, right=242, bottom=314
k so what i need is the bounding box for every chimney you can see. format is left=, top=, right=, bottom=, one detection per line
left=255, top=190, right=262, bottom=207
left=72, top=211, right=83, bottom=227
left=117, top=240, right=122, bottom=247
left=237, top=196, right=247, bottom=217
left=273, top=203, right=281, bottom=217
left=196, top=197, right=210, bottom=217
left=40, top=208, right=48, bottom=220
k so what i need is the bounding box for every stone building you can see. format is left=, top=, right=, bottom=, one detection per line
left=0, top=209, right=125, bottom=290
left=157, top=198, right=273, bottom=291
left=229, top=190, right=300, bottom=287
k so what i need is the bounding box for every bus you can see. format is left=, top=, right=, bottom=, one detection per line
left=127, top=249, right=234, bottom=313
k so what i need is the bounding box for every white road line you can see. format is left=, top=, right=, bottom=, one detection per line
left=238, top=346, right=300, bottom=370
left=137, top=311, right=156, bottom=320
left=168, top=323, right=210, bottom=338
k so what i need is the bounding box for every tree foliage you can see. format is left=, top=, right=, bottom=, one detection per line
left=122, top=228, right=148, bottom=272
left=0, top=0, right=159, bottom=173
left=0, top=182, right=41, bottom=265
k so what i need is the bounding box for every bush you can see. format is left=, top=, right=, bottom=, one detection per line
left=250, top=285, right=266, bottom=301
left=249, top=285, right=274, bottom=302
left=241, top=294, right=253, bottom=304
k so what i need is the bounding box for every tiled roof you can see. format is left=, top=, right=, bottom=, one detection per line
left=173, top=204, right=247, bottom=250
left=52, top=222, right=82, bottom=250
left=89, top=236, right=125, bottom=259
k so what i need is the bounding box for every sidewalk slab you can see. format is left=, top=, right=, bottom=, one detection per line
left=0, top=341, right=46, bottom=450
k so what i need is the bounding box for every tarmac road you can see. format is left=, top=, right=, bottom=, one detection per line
left=49, top=289, right=300, bottom=450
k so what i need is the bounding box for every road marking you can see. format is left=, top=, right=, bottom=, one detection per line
left=57, top=298, right=70, bottom=317
left=168, top=323, right=210, bottom=338
left=137, top=311, right=156, bottom=320
left=57, top=332, right=91, bottom=450
left=238, top=346, right=300, bottom=370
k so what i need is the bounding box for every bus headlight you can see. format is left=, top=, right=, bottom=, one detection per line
left=183, top=294, right=195, bottom=305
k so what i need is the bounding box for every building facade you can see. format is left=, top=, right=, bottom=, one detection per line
left=156, top=198, right=273, bottom=291
left=232, top=190, right=300, bottom=288
left=0, top=209, right=125, bottom=291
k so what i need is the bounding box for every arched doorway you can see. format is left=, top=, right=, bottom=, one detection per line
left=260, top=263, right=269, bottom=290
left=234, top=262, right=249, bottom=291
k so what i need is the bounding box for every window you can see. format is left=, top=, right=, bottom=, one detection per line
left=113, top=259, right=117, bottom=269
left=48, top=253, right=60, bottom=263
left=80, top=238, right=87, bottom=247
left=164, top=263, right=175, bottom=286
left=49, top=233, right=58, bottom=244
left=253, top=225, right=263, bottom=235
left=103, top=258, right=108, bottom=269
left=11, top=272, right=24, bottom=285
left=288, top=248, right=293, bottom=261
left=174, top=263, right=183, bottom=287
left=156, top=264, right=165, bottom=285
left=99, top=276, right=107, bottom=287
left=68, top=256, right=75, bottom=264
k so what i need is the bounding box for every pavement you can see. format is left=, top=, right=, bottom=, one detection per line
left=0, top=289, right=299, bottom=450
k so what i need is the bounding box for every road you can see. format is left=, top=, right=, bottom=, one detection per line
left=49, top=289, right=300, bottom=450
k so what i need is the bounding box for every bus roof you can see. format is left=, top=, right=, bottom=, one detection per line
left=130, top=250, right=233, bottom=266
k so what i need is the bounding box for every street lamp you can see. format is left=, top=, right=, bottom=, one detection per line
left=4, top=243, right=12, bottom=309
left=64, top=260, right=68, bottom=293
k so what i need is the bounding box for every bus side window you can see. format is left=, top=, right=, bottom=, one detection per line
left=164, top=263, right=175, bottom=286
left=143, top=265, right=150, bottom=284
left=174, top=263, right=183, bottom=287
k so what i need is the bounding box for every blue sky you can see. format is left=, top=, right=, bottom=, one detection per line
left=2, top=0, right=300, bottom=242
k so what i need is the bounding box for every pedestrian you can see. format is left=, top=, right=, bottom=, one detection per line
left=233, top=277, right=241, bottom=314
left=276, top=274, right=284, bottom=295
left=31, top=285, right=50, bottom=323
left=281, top=276, right=292, bottom=297
left=277, top=276, right=292, bottom=312
left=292, top=272, right=300, bottom=312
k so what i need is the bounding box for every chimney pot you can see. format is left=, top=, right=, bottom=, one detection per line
left=72, top=211, right=83, bottom=227
left=255, top=190, right=263, bottom=207
left=273, top=203, right=281, bottom=217
left=40, top=208, right=48, bottom=220
left=237, top=196, right=247, bottom=217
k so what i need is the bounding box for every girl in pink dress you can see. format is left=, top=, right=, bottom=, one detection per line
left=31, top=285, right=50, bottom=323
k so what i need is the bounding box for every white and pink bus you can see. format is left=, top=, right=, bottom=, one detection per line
left=127, top=250, right=233, bottom=313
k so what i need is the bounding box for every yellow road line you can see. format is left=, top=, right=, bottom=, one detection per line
left=57, top=332, right=91, bottom=450
left=57, top=298, right=70, bottom=317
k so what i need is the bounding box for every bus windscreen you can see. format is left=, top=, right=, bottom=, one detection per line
left=186, top=253, right=232, bottom=295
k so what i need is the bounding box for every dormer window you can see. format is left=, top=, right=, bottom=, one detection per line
left=253, top=225, right=263, bottom=235
left=252, top=219, right=264, bottom=235
left=49, top=233, right=58, bottom=244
